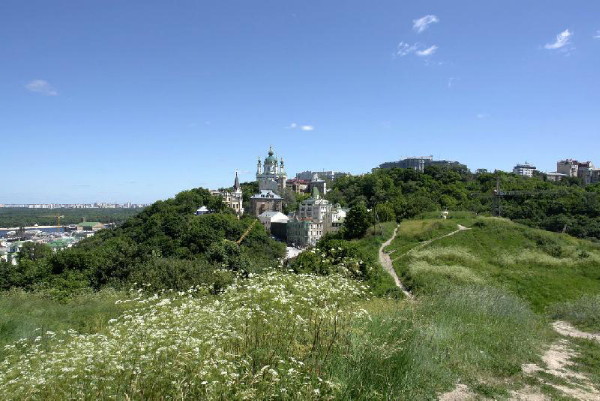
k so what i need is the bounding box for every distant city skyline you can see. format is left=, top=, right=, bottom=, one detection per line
left=1, top=1, right=599, bottom=203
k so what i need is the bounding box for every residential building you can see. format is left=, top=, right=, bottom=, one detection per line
left=195, top=206, right=211, bottom=215
left=557, top=159, right=579, bottom=177
left=556, top=159, right=599, bottom=184
left=546, top=172, right=567, bottom=182
left=285, top=178, right=309, bottom=194
left=211, top=172, right=244, bottom=216
left=307, top=173, right=327, bottom=196
left=377, top=156, right=467, bottom=173
left=513, top=162, right=536, bottom=177
left=258, top=211, right=289, bottom=232
left=296, top=170, right=348, bottom=181
left=249, top=190, right=283, bottom=216
left=286, top=187, right=344, bottom=247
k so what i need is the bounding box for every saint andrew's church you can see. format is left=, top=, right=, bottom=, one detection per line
left=209, top=146, right=286, bottom=217
left=206, top=146, right=345, bottom=247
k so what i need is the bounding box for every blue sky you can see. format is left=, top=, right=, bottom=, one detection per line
left=1, top=1, right=599, bottom=203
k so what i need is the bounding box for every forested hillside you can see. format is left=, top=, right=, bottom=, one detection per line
left=0, top=208, right=142, bottom=228
left=0, top=188, right=285, bottom=294
left=326, top=166, right=600, bottom=239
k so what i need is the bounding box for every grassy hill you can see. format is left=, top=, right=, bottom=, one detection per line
left=388, top=213, right=600, bottom=312
left=1, top=213, right=599, bottom=399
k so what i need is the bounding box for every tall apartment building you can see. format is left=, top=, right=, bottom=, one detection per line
left=556, top=159, right=599, bottom=184
left=513, top=162, right=537, bottom=177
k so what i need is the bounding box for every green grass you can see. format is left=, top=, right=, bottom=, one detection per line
left=571, top=337, right=600, bottom=388
left=0, top=289, right=131, bottom=360
left=389, top=216, right=600, bottom=313
left=1, top=214, right=598, bottom=399
left=326, top=286, right=550, bottom=399
left=549, top=294, right=600, bottom=332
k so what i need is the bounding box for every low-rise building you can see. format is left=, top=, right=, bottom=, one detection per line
left=258, top=211, right=289, bottom=233
left=249, top=190, right=283, bottom=216
left=285, top=178, right=309, bottom=194
left=546, top=172, right=567, bottom=182
left=195, top=206, right=211, bottom=215
left=76, top=222, right=104, bottom=232
left=286, top=219, right=324, bottom=248
left=210, top=172, right=244, bottom=216
left=296, top=170, right=348, bottom=182
left=307, top=173, right=327, bottom=196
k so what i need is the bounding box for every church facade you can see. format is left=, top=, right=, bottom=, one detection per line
left=256, top=146, right=287, bottom=195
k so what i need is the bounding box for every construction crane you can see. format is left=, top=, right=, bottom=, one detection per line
left=236, top=220, right=258, bottom=245
left=42, top=214, right=65, bottom=227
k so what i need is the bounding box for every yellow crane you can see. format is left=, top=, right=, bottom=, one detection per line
left=236, top=220, right=258, bottom=245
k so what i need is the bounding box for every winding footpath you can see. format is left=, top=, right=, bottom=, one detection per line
left=403, top=224, right=471, bottom=258
left=378, top=225, right=414, bottom=299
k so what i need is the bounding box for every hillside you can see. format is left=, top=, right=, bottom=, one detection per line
left=0, top=188, right=285, bottom=294
left=2, top=214, right=599, bottom=399
left=388, top=214, right=600, bottom=312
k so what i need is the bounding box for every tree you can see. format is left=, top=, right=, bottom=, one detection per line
left=344, top=202, right=371, bottom=239
left=18, top=242, right=52, bottom=262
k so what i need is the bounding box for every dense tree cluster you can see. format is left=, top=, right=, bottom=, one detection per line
left=0, top=188, right=285, bottom=295
left=326, top=166, right=600, bottom=240
left=0, top=208, right=141, bottom=228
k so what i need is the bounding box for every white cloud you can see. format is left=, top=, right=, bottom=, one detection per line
left=416, top=45, right=438, bottom=56
left=476, top=113, right=490, bottom=119
left=396, top=42, right=438, bottom=58
left=544, top=29, right=572, bottom=50
left=413, top=15, right=439, bottom=33
left=447, top=77, right=459, bottom=88
left=594, top=30, right=600, bottom=39
left=286, top=122, right=314, bottom=131
left=25, top=79, right=58, bottom=96
left=396, top=42, right=418, bottom=57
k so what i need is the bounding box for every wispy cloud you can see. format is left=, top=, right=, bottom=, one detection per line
left=447, top=77, right=459, bottom=88
left=413, top=15, right=439, bottom=33
left=594, top=30, right=600, bottom=39
left=396, top=42, right=418, bottom=56
left=544, top=29, right=572, bottom=50
left=286, top=122, right=315, bottom=131
left=476, top=113, right=490, bottom=119
left=416, top=45, right=438, bottom=56
left=396, top=42, right=438, bottom=57
left=25, top=79, right=58, bottom=96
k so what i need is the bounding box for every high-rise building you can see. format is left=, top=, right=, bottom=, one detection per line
left=513, top=162, right=536, bottom=177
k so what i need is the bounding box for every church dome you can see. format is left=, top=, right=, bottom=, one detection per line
left=265, top=147, right=277, bottom=163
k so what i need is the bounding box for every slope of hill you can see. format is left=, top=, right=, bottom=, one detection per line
left=1, top=213, right=599, bottom=400
left=388, top=214, right=600, bottom=311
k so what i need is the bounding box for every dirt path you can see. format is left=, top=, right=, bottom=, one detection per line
left=519, top=321, right=600, bottom=400
left=552, top=321, right=600, bottom=343
left=378, top=225, right=413, bottom=299
left=404, top=224, right=471, bottom=257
